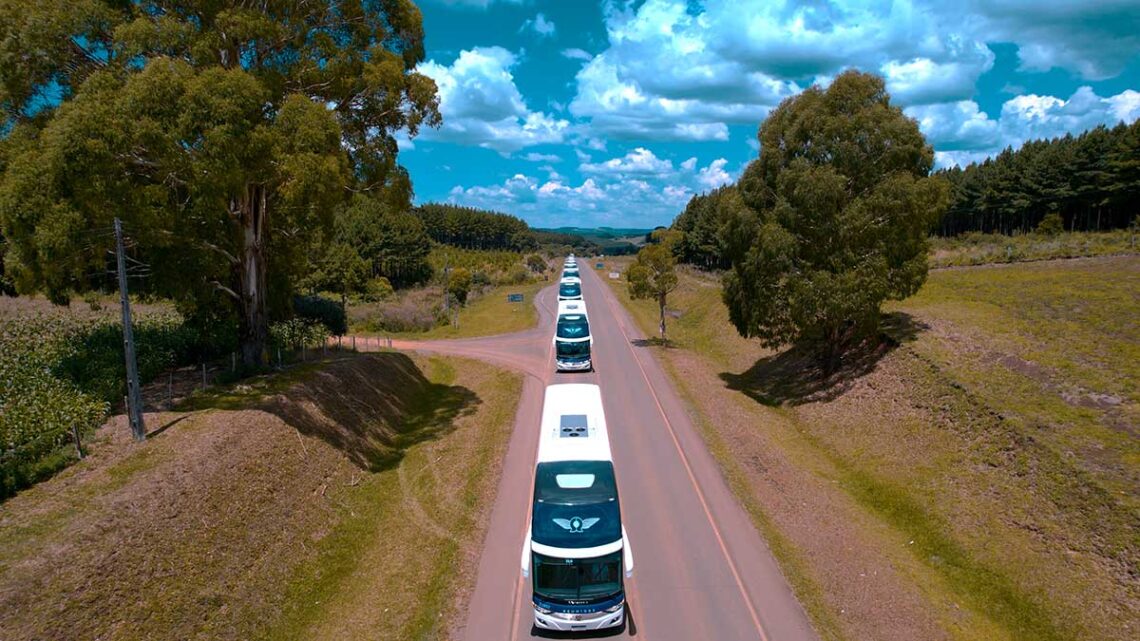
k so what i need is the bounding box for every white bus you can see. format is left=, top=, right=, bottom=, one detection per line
left=521, top=384, right=633, bottom=632
left=554, top=300, right=592, bottom=372
left=558, top=276, right=582, bottom=301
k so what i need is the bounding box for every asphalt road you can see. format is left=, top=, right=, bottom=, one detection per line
left=392, top=265, right=819, bottom=641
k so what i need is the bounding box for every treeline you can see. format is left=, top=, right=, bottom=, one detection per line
left=415, top=204, right=537, bottom=251
left=670, top=186, right=737, bottom=270
left=936, top=121, right=1140, bottom=235
left=415, top=203, right=603, bottom=255
left=531, top=229, right=604, bottom=255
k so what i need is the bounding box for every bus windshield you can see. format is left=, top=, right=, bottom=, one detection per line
left=556, top=340, right=590, bottom=357
left=534, top=550, right=622, bottom=601
left=556, top=316, right=590, bottom=339
left=559, top=282, right=581, bottom=298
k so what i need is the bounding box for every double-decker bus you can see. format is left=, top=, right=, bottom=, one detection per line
left=554, top=300, right=592, bottom=372
left=558, top=276, right=582, bottom=301
left=521, top=384, right=633, bottom=632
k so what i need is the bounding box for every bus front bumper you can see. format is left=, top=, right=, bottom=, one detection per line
left=555, top=358, right=592, bottom=371
left=533, top=604, right=624, bottom=632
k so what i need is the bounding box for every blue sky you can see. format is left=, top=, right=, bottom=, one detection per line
left=400, top=0, right=1140, bottom=229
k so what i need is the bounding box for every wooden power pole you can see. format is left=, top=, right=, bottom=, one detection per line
left=114, top=218, right=146, bottom=441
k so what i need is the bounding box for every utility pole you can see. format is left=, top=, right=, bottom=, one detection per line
left=114, top=218, right=146, bottom=441
left=442, top=257, right=450, bottom=317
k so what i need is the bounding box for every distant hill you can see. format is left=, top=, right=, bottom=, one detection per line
left=535, top=227, right=652, bottom=255
left=537, top=226, right=653, bottom=240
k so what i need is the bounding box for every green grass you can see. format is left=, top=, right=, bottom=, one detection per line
left=260, top=356, right=522, bottom=641
left=605, top=255, right=1139, bottom=641
left=929, top=229, right=1138, bottom=268
left=361, top=279, right=548, bottom=340
left=174, top=362, right=326, bottom=411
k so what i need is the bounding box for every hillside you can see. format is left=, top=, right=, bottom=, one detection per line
left=0, top=353, right=521, bottom=641
left=605, top=255, right=1140, bottom=641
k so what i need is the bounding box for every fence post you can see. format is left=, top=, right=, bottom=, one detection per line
left=352, top=335, right=356, bottom=351
left=277, top=348, right=282, bottom=368
left=201, top=363, right=207, bottom=390
left=72, top=424, right=84, bottom=459
left=168, top=372, right=173, bottom=403
left=231, top=352, right=236, bottom=372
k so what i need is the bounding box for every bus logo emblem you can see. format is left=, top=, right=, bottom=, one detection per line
left=553, top=517, right=599, bottom=533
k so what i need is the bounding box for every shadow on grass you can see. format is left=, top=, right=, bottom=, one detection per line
left=184, top=352, right=479, bottom=473
left=262, top=352, right=480, bottom=473
left=720, top=312, right=927, bottom=406
left=631, top=337, right=673, bottom=348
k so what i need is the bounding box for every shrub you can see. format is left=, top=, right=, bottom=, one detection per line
left=362, top=277, right=394, bottom=302
left=1036, top=212, right=1064, bottom=236
left=293, top=295, right=347, bottom=336
left=448, top=268, right=473, bottom=306
left=350, top=287, right=445, bottom=333
left=471, top=270, right=492, bottom=288
left=268, top=318, right=330, bottom=351
left=502, top=265, right=529, bottom=285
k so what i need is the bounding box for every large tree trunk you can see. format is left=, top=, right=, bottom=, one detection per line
left=658, top=292, right=667, bottom=341
left=237, top=184, right=269, bottom=368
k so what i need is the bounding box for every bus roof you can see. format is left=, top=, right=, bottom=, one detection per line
left=559, top=276, right=581, bottom=285
left=557, top=299, right=588, bottom=318
left=537, top=384, right=611, bottom=464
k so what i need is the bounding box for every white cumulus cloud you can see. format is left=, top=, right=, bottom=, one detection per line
left=908, top=86, right=1140, bottom=167
left=417, top=47, right=569, bottom=153
left=446, top=148, right=744, bottom=227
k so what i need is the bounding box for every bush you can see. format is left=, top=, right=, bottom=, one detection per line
left=1036, top=212, right=1064, bottom=236
left=471, top=270, right=492, bottom=288
left=362, top=277, right=394, bottom=302
left=268, top=318, right=330, bottom=351
left=526, top=253, right=546, bottom=273
left=448, top=268, right=473, bottom=306
left=501, top=265, right=529, bottom=285
left=349, top=287, right=445, bottom=333
left=293, top=295, right=347, bottom=336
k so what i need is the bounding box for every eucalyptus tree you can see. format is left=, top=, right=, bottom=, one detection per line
left=722, top=70, right=947, bottom=369
left=0, top=0, right=440, bottom=365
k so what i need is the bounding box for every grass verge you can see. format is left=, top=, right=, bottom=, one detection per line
left=353, top=279, right=548, bottom=340
left=0, top=353, right=521, bottom=641
left=259, top=355, right=521, bottom=641
left=603, top=256, right=1139, bottom=641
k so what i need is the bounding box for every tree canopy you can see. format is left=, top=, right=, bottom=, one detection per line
left=627, top=229, right=680, bottom=341
left=721, top=70, right=948, bottom=365
left=670, top=185, right=742, bottom=270
left=335, top=195, right=432, bottom=288
left=0, top=0, right=440, bottom=365
left=935, top=121, right=1140, bottom=235
left=415, top=203, right=538, bottom=251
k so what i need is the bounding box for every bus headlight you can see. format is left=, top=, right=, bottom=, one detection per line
left=534, top=605, right=552, bottom=615
left=604, top=601, right=624, bottom=613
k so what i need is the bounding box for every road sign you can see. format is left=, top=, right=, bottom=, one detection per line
left=507, top=293, right=524, bottom=303
left=609, top=272, right=621, bottom=280
left=595, top=262, right=604, bottom=269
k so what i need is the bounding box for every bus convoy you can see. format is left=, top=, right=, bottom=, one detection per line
left=519, top=255, right=632, bottom=632
left=554, top=255, right=592, bottom=371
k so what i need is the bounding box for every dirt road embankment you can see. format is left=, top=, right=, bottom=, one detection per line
left=0, top=352, right=520, bottom=641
